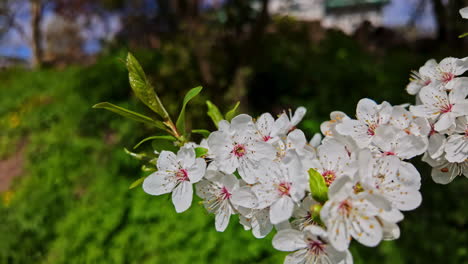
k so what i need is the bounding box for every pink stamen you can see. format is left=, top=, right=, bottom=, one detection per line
left=383, top=151, right=396, bottom=156
left=220, top=186, right=232, bottom=200
left=424, top=79, right=432, bottom=86
left=232, top=144, right=246, bottom=157
left=308, top=239, right=325, bottom=256
left=441, top=72, right=454, bottom=83
left=176, top=169, right=189, bottom=182
left=338, top=200, right=352, bottom=216
left=262, top=135, right=272, bottom=142
left=367, top=124, right=377, bottom=136
left=441, top=104, right=453, bottom=113
left=277, top=182, right=291, bottom=196
left=321, top=170, right=336, bottom=186
left=429, top=124, right=436, bottom=136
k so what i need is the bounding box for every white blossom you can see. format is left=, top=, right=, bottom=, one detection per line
left=410, top=81, right=468, bottom=131
left=196, top=172, right=257, bottom=231
left=336, top=99, right=392, bottom=148
left=444, top=116, right=468, bottom=163
left=142, top=147, right=206, bottom=213
left=208, top=114, right=276, bottom=184
left=252, top=151, right=308, bottom=224
left=273, top=225, right=353, bottom=264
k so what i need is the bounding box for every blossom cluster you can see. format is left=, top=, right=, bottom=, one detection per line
left=93, top=14, right=465, bottom=262
left=406, top=57, right=468, bottom=184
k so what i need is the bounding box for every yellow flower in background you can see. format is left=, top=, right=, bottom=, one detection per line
left=2, top=191, right=14, bottom=207
left=9, top=112, right=21, bottom=128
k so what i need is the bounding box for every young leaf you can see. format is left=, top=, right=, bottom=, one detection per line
left=176, top=86, right=203, bottom=134
left=133, top=135, right=177, bottom=149
left=195, top=147, right=208, bottom=158
left=127, top=52, right=170, bottom=119
left=93, top=102, right=166, bottom=129
left=206, top=100, right=224, bottom=128
left=308, top=168, right=328, bottom=203
left=152, top=138, right=178, bottom=153
left=124, top=148, right=150, bottom=160
left=225, top=101, right=240, bottom=121
left=191, top=129, right=211, bottom=137
left=129, top=176, right=147, bottom=189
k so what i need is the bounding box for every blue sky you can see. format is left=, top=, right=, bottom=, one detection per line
left=0, top=0, right=436, bottom=60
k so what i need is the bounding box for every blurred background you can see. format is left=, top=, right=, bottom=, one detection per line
left=0, top=0, right=467, bottom=263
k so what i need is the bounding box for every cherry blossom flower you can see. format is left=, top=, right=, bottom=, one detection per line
left=208, top=114, right=276, bottom=184
left=309, top=139, right=357, bottom=187
left=273, top=225, right=353, bottom=264
left=372, top=125, right=427, bottom=160
left=410, top=82, right=468, bottom=131
left=142, top=147, right=206, bottom=213
left=461, top=7, right=468, bottom=18
left=320, top=176, right=390, bottom=251
left=196, top=172, right=257, bottom=231
left=406, top=59, right=437, bottom=95
left=272, top=107, right=307, bottom=136
left=422, top=154, right=468, bottom=184
left=358, top=152, right=422, bottom=211
left=336, top=99, right=392, bottom=148
left=252, top=151, right=308, bottom=224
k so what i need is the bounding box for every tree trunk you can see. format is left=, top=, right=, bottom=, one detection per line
left=30, top=0, right=43, bottom=68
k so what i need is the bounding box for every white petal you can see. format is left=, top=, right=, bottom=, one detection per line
left=231, top=187, right=258, bottom=208
left=142, top=172, right=176, bottom=195
left=434, top=113, right=455, bottom=131
left=461, top=7, right=468, bottom=19
left=187, top=158, right=206, bottom=183
left=157, top=151, right=178, bottom=171
left=272, top=229, right=307, bottom=251
left=350, top=215, right=383, bottom=247
left=397, top=161, right=421, bottom=189
left=172, top=181, right=193, bottom=213
left=291, top=107, right=307, bottom=126
left=177, top=147, right=195, bottom=167
left=270, top=196, right=294, bottom=224
left=409, top=104, right=435, bottom=118
left=336, top=120, right=372, bottom=148
left=428, top=133, right=446, bottom=159
left=215, top=203, right=232, bottom=232
left=284, top=249, right=308, bottom=264
left=256, top=113, right=275, bottom=137
left=356, top=98, right=378, bottom=123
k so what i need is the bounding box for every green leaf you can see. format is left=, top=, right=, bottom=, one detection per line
left=141, top=165, right=157, bottom=172
left=308, top=168, right=328, bottom=203
left=225, top=101, right=240, bottom=121
left=459, top=32, right=468, bottom=38
left=129, top=176, right=147, bottom=189
left=206, top=100, right=224, bottom=128
left=152, top=139, right=178, bottom=153
left=93, top=102, right=166, bottom=129
left=124, top=148, right=150, bottom=160
left=176, top=86, right=203, bottom=134
left=195, top=147, right=208, bottom=158
left=133, top=135, right=177, bottom=149
left=191, top=129, right=211, bottom=137
left=127, top=52, right=169, bottom=119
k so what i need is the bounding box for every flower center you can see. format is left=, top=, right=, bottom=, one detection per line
left=338, top=200, right=352, bottom=216
left=220, top=186, right=232, bottom=200
left=440, top=104, right=453, bottom=113
left=176, top=169, right=189, bottom=182
left=307, top=239, right=325, bottom=256
left=232, top=144, right=246, bottom=157
left=321, top=170, right=336, bottom=186
left=441, top=72, right=454, bottom=83
left=367, top=124, right=378, bottom=136
left=383, top=151, right=396, bottom=156
left=262, top=135, right=272, bottom=142
left=353, top=182, right=364, bottom=194
left=277, top=182, right=291, bottom=196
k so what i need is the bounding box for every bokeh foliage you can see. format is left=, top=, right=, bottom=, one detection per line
left=0, top=25, right=467, bottom=264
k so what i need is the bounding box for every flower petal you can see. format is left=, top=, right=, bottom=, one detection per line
left=172, top=181, right=193, bottom=213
